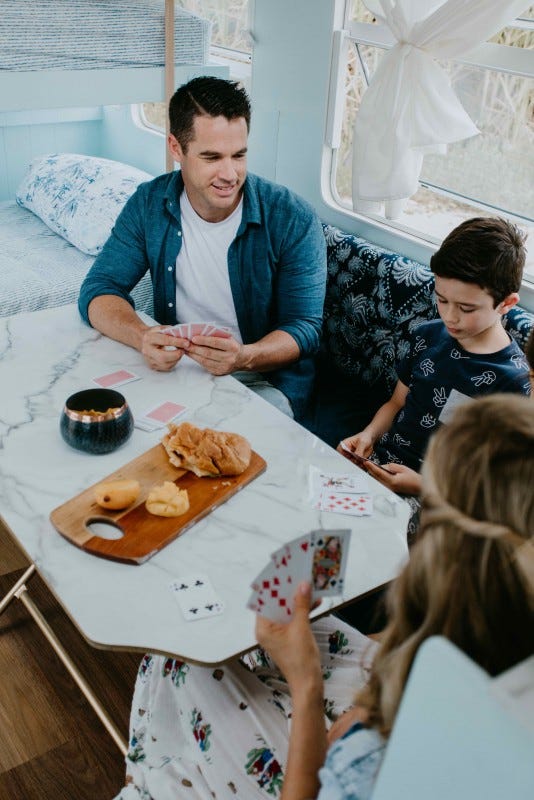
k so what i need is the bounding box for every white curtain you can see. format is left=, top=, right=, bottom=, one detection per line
left=352, top=0, right=529, bottom=218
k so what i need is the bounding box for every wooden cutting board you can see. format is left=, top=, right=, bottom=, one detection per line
left=50, top=443, right=267, bottom=564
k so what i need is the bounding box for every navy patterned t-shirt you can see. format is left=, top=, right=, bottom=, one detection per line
left=375, top=319, right=530, bottom=471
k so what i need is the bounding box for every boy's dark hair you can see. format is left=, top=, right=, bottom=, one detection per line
left=430, top=217, right=526, bottom=306
left=169, top=76, right=251, bottom=152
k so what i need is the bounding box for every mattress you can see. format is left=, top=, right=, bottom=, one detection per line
left=0, top=201, right=153, bottom=318
left=0, top=0, right=210, bottom=71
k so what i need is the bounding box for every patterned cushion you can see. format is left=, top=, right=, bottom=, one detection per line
left=16, top=153, right=153, bottom=255
left=322, top=224, right=437, bottom=396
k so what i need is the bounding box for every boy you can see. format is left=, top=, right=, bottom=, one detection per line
left=338, top=217, right=530, bottom=496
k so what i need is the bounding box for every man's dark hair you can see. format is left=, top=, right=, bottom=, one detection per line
left=430, top=217, right=526, bottom=306
left=169, top=76, right=251, bottom=151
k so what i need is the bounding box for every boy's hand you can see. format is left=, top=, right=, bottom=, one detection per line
left=255, top=582, right=322, bottom=698
left=337, top=431, right=374, bottom=459
left=365, top=461, right=422, bottom=495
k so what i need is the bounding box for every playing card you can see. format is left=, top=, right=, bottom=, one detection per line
left=319, top=491, right=373, bottom=516
left=270, top=532, right=314, bottom=586
left=310, top=529, right=351, bottom=596
left=92, top=369, right=140, bottom=389
left=308, top=466, right=372, bottom=514
left=247, top=560, right=296, bottom=621
left=189, top=322, right=206, bottom=338
left=248, top=528, right=351, bottom=620
left=209, top=326, right=232, bottom=338
left=339, top=441, right=394, bottom=475
left=135, top=400, right=187, bottom=431
left=170, top=573, right=225, bottom=621
left=162, top=323, right=190, bottom=340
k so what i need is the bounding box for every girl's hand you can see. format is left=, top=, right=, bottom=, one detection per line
left=255, top=582, right=323, bottom=697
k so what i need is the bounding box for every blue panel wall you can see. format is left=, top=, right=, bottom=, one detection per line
left=0, top=108, right=103, bottom=200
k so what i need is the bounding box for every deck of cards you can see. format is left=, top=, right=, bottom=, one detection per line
left=162, top=321, right=232, bottom=341
left=247, top=529, right=351, bottom=622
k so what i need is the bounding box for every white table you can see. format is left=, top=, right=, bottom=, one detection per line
left=0, top=304, right=408, bottom=747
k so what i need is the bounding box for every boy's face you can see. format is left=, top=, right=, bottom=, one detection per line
left=434, top=276, right=518, bottom=350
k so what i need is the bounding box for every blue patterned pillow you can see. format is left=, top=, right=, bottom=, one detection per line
left=16, top=153, right=153, bottom=255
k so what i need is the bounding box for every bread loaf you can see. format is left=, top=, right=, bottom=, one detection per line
left=162, top=421, right=251, bottom=477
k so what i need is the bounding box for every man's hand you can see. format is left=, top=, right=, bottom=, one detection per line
left=140, top=326, right=189, bottom=372
left=255, top=582, right=323, bottom=698
left=186, top=333, right=248, bottom=376
left=365, top=461, right=422, bottom=495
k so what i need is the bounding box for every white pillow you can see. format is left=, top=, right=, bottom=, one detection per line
left=16, top=153, right=153, bottom=255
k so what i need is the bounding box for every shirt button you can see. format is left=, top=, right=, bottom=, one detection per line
left=168, top=266, right=172, bottom=271
left=168, top=302, right=173, bottom=308
left=177, top=231, right=182, bottom=237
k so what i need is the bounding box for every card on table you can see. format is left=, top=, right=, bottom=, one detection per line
left=92, top=369, right=141, bottom=389
left=308, top=466, right=373, bottom=516
left=134, top=400, right=187, bottom=432
left=248, top=528, right=351, bottom=621
left=170, top=573, right=225, bottom=621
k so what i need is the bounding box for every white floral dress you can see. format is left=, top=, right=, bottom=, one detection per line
left=114, top=617, right=377, bottom=800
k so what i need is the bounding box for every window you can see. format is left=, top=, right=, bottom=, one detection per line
left=140, top=0, right=251, bottom=132
left=329, top=2, right=534, bottom=280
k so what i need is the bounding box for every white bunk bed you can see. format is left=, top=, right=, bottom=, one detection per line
left=0, top=0, right=227, bottom=318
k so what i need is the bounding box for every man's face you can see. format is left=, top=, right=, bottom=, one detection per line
left=168, top=114, right=248, bottom=222
left=434, top=275, right=517, bottom=351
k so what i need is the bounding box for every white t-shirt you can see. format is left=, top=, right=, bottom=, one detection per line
left=175, top=190, right=243, bottom=343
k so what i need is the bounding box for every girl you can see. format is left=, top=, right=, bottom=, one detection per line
left=259, top=393, right=534, bottom=799
left=117, top=393, right=534, bottom=799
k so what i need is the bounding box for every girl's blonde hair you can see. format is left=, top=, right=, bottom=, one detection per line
left=357, top=394, right=534, bottom=738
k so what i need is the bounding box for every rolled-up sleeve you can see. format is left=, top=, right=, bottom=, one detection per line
left=78, top=186, right=150, bottom=325
left=275, top=207, right=326, bottom=357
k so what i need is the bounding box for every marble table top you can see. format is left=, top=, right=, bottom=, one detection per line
left=0, top=304, right=408, bottom=664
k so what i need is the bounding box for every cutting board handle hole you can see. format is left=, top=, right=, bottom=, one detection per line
left=86, top=518, right=124, bottom=541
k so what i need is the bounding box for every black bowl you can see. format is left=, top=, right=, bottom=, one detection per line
left=60, top=388, right=134, bottom=454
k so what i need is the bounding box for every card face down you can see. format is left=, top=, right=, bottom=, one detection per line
left=92, top=369, right=140, bottom=388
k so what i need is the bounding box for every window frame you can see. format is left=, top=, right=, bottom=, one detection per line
left=324, top=6, right=534, bottom=307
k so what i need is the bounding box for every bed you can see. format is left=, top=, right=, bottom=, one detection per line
left=0, top=201, right=153, bottom=319
left=0, top=153, right=156, bottom=318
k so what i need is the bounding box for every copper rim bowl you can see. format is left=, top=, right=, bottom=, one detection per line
left=60, top=388, right=134, bottom=454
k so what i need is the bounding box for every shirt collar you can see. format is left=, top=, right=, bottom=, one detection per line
left=163, top=171, right=261, bottom=228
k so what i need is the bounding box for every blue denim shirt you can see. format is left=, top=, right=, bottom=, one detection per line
left=79, top=171, right=326, bottom=418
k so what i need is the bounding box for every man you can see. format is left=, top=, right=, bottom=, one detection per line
left=78, top=76, right=326, bottom=420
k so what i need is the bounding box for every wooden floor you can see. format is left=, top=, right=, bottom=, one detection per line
left=0, top=521, right=141, bottom=799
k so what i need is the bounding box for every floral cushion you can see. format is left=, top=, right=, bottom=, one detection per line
left=322, top=224, right=438, bottom=396
left=16, top=153, right=153, bottom=255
